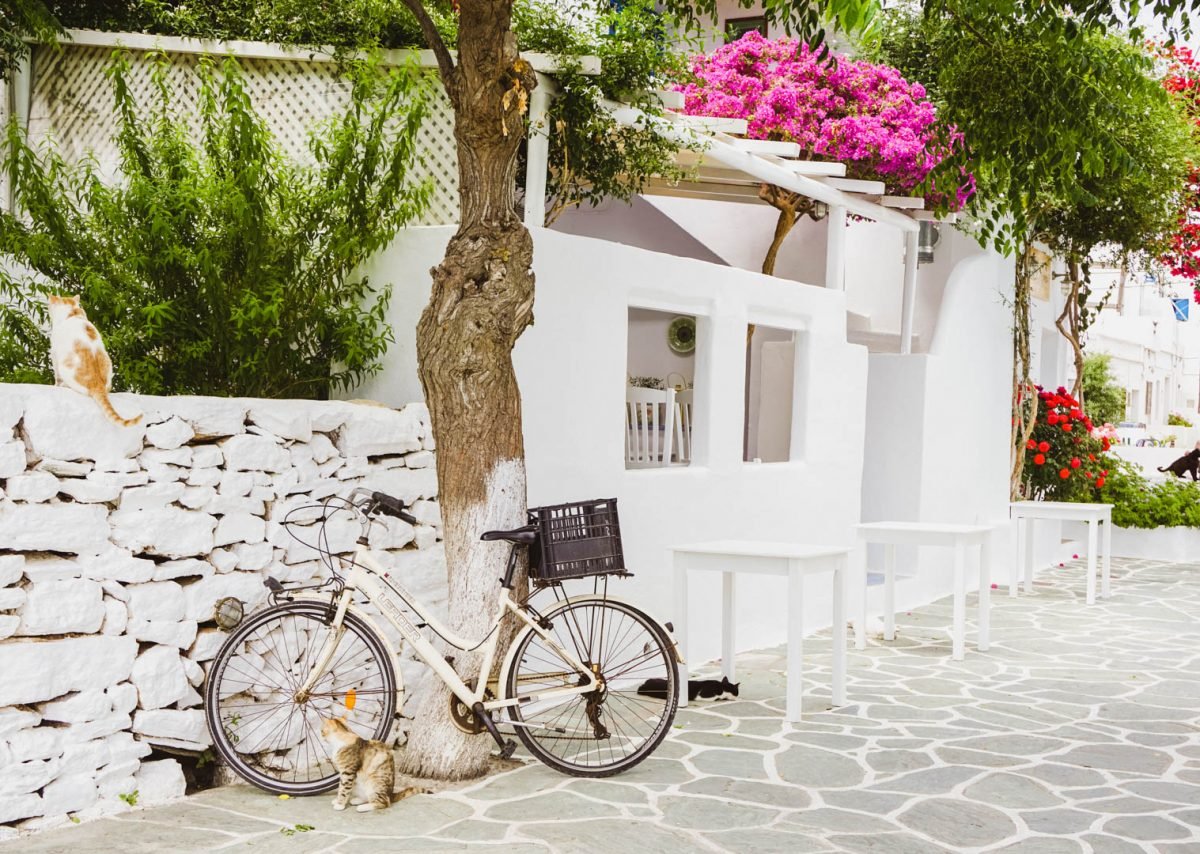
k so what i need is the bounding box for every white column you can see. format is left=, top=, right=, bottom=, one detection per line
left=825, top=204, right=847, bottom=290
left=522, top=72, right=552, bottom=228
left=900, top=228, right=919, bottom=354
left=5, top=52, right=32, bottom=213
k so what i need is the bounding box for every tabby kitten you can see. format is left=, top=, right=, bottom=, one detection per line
left=320, top=717, right=395, bottom=812
left=47, top=294, right=141, bottom=427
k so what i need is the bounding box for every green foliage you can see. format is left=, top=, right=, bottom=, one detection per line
left=0, top=52, right=431, bottom=398
left=1168, top=411, right=1193, bottom=427
left=1, top=0, right=59, bottom=82
left=1091, top=458, right=1200, bottom=528
left=514, top=0, right=687, bottom=222
left=1081, top=354, right=1125, bottom=426
left=118, top=790, right=138, bottom=806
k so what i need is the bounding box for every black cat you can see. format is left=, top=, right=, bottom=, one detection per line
left=637, top=676, right=739, bottom=701
left=1158, top=448, right=1200, bottom=480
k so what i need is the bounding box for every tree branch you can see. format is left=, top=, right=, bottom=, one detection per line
left=399, top=0, right=455, bottom=91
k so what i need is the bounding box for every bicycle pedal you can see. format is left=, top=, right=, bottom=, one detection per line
left=498, top=739, right=517, bottom=760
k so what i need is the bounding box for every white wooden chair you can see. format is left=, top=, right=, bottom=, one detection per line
left=626, top=387, right=675, bottom=468
left=672, top=389, right=694, bottom=465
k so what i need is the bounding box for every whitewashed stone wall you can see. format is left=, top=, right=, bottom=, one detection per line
left=0, top=384, right=445, bottom=834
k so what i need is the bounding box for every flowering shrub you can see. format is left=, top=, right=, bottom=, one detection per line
left=675, top=32, right=974, bottom=208
left=1023, top=385, right=1112, bottom=500
left=1158, top=45, right=1200, bottom=296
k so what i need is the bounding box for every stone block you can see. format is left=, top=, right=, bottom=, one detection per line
left=119, top=481, right=186, bottom=510
left=414, top=526, right=439, bottom=549
left=190, top=444, right=224, bottom=468
left=214, top=512, right=265, bottom=547
left=183, top=572, right=267, bottom=622
left=22, top=555, right=83, bottom=582
left=17, top=578, right=105, bottom=636
left=0, top=759, right=59, bottom=797
left=152, top=558, right=214, bottom=582
left=0, top=391, right=24, bottom=432
left=0, top=635, right=137, bottom=706
left=110, top=506, right=216, bottom=558
left=233, top=541, right=274, bottom=571
left=405, top=450, right=435, bottom=469
left=207, top=495, right=265, bottom=516
left=21, top=386, right=144, bottom=462
left=410, top=499, right=441, bottom=526
left=58, top=476, right=122, bottom=503
left=81, top=547, right=157, bottom=584
left=106, top=683, right=138, bottom=716
left=222, top=434, right=290, bottom=472
left=7, top=728, right=63, bottom=763
left=0, top=615, right=19, bottom=639
left=0, top=440, right=28, bottom=479
left=210, top=548, right=238, bottom=573
left=147, top=396, right=246, bottom=439
left=359, top=466, right=439, bottom=503
left=334, top=404, right=423, bottom=457
left=186, top=466, right=221, bottom=487
left=0, top=794, right=43, bottom=824
left=144, top=462, right=185, bottom=483
left=145, top=416, right=194, bottom=450
left=100, top=597, right=128, bottom=636
left=134, top=759, right=187, bottom=806
left=188, top=628, right=226, bottom=662
left=0, top=554, right=24, bottom=586
left=142, top=446, right=193, bottom=468
left=131, top=709, right=209, bottom=746
left=247, top=402, right=313, bottom=442
left=367, top=515, right=415, bottom=550
left=0, top=708, right=40, bottom=739
left=0, top=587, right=25, bottom=609
left=38, top=690, right=109, bottom=724
left=129, top=619, right=197, bottom=649
left=0, top=502, right=110, bottom=553
left=181, top=656, right=205, bottom=687
left=217, top=471, right=254, bottom=498
left=130, top=645, right=189, bottom=711
left=126, top=581, right=185, bottom=623
left=178, top=485, right=217, bottom=509
left=41, top=773, right=98, bottom=816
left=4, top=471, right=58, bottom=502
left=57, top=739, right=110, bottom=777
left=35, top=458, right=92, bottom=477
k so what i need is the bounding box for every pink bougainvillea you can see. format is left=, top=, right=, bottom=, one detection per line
left=675, top=32, right=973, bottom=208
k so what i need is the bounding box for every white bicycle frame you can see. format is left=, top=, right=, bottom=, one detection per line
left=293, top=542, right=599, bottom=716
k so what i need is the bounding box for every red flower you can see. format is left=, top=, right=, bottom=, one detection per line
left=1047, top=413, right=1059, bottom=426
left=1034, top=454, right=1046, bottom=465
left=1086, top=472, right=1094, bottom=479
left=1062, top=423, right=1072, bottom=432
left=1088, top=454, right=1095, bottom=461
left=1097, top=477, right=1106, bottom=488
left=1101, top=438, right=1111, bottom=450
left=1102, top=470, right=1109, bottom=476
left=1070, top=457, right=1081, bottom=469
left=1038, top=441, right=1050, bottom=453
left=1060, top=468, right=1071, bottom=479
left=1027, top=439, right=1037, bottom=450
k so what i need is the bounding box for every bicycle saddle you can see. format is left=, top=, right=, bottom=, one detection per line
left=480, top=525, right=538, bottom=545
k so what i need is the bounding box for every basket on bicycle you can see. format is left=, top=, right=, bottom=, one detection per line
left=527, top=498, right=628, bottom=585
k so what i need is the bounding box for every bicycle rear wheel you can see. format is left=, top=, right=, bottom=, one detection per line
left=205, top=601, right=396, bottom=794
left=506, top=597, right=678, bottom=777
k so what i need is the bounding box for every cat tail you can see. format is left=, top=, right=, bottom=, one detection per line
left=1158, top=466, right=1168, bottom=472
left=91, top=388, right=142, bottom=428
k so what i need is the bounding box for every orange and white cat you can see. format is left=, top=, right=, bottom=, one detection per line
left=47, top=294, right=141, bottom=427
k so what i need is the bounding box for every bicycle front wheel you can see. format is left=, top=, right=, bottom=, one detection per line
left=205, top=601, right=396, bottom=794
left=506, top=597, right=678, bottom=777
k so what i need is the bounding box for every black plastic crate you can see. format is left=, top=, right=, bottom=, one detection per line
left=527, top=498, right=628, bottom=584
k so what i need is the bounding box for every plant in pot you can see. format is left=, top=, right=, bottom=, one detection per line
left=1022, top=385, right=1113, bottom=501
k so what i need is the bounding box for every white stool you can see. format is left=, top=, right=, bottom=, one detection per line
left=1010, top=501, right=1112, bottom=604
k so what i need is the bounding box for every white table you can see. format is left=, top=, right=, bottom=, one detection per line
left=854, top=522, right=993, bottom=661
left=1010, top=501, right=1112, bottom=604
left=671, top=540, right=852, bottom=722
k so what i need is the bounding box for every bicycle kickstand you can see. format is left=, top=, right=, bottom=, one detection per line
left=472, top=702, right=517, bottom=760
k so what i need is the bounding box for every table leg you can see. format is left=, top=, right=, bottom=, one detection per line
left=831, top=556, right=847, bottom=706
left=853, top=542, right=867, bottom=651
left=978, top=537, right=991, bottom=652
left=673, top=555, right=689, bottom=709
left=1024, top=518, right=1034, bottom=594
left=787, top=563, right=805, bottom=722
left=721, top=571, right=736, bottom=682
left=883, top=544, right=896, bottom=642
left=952, top=542, right=966, bottom=661
left=1102, top=516, right=1112, bottom=599
left=1086, top=519, right=1098, bottom=605
left=1011, top=516, right=1023, bottom=598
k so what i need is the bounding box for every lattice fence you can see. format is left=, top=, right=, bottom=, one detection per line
left=27, top=42, right=459, bottom=225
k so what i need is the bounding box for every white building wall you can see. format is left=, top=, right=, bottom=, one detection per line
left=352, top=226, right=870, bottom=666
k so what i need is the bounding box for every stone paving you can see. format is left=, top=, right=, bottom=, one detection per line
left=5, top=557, right=1200, bottom=853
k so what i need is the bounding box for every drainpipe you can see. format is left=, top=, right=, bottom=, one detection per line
left=899, top=228, right=919, bottom=355
left=824, top=204, right=846, bottom=290
left=6, top=52, right=32, bottom=213
left=523, top=72, right=552, bottom=228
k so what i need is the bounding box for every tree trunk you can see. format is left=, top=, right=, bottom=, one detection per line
left=1010, top=238, right=1038, bottom=500
left=1056, top=258, right=1087, bottom=405
left=399, top=0, right=537, bottom=781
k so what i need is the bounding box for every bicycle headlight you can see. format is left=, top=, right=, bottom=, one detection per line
left=214, top=597, right=244, bottom=631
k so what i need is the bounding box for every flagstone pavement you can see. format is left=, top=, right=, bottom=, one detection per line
left=4, top=557, right=1200, bottom=853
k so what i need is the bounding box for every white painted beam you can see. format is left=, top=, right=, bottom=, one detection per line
left=826, top=205, right=847, bottom=291
left=725, top=138, right=802, bottom=158
left=881, top=195, right=924, bottom=210
left=821, top=176, right=886, bottom=195
left=900, top=229, right=919, bottom=355
left=668, top=114, right=749, bottom=135
left=523, top=72, right=553, bottom=228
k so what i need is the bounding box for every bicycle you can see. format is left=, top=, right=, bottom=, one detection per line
left=204, top=488, right=680, bottom=793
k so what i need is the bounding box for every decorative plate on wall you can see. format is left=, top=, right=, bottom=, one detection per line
left=667, top=316, right=696, bottom=354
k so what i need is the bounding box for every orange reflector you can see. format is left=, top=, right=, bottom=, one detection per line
left=345, top=689, right=357, bottom=711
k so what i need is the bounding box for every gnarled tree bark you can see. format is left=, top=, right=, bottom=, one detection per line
left=397, top=0, right=537, bottom=781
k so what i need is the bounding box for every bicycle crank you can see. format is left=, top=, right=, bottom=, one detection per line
left=449, top=679, right=493, bottom=734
